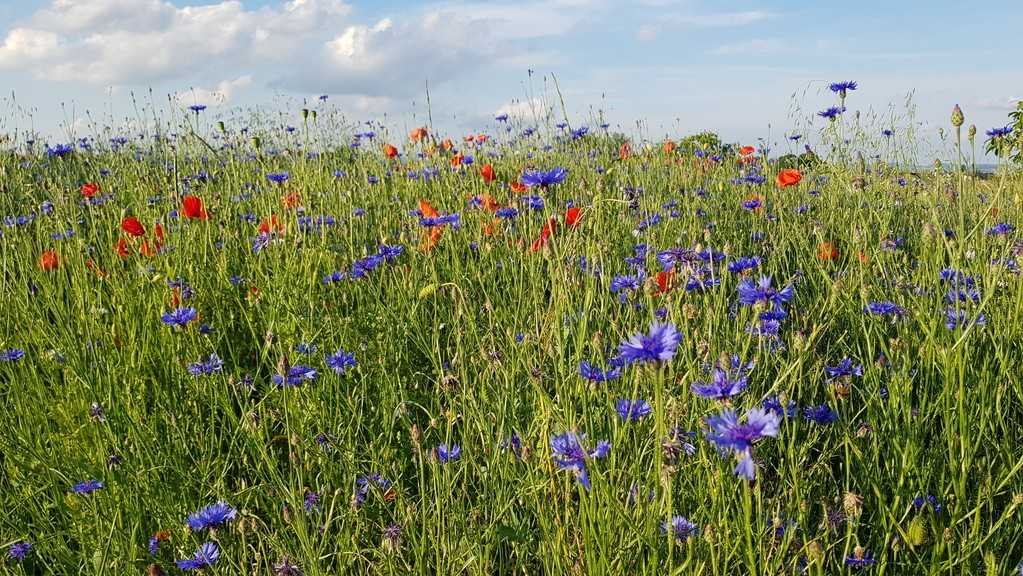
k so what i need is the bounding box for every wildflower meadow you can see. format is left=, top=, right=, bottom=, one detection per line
left=2, top=84, right=1023, bottom=575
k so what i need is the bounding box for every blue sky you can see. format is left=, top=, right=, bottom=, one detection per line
left=0, top=0, right=1019, bottom=157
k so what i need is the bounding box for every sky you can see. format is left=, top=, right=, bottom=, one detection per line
left=0, top=0, right=1020, bottom=156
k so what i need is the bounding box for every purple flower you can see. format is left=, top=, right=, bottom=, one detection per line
left=436, top=443, right=461, bottom=463
left=864, top=301, right=904, bottom=316
left=0, top=348, right=25, bottom=362
left=615, top=398, right=652, bottom=421
left=727, top=256, right=761, bottom=274
left=7, top=541, right=31, bottom=561
left=824, top=358, right=863, bottom=380
left=177, top=542, right=219, bottom=571
left=521, top=167, right=568, bottom=188
left=617, top=322, right=681, bottom=365
left=828, top=81, right=858, bottom=96
left=579, top=360, right=621, bottom=383
left=692, top=356, right=753, bottom=401
left=803, top=404, right=839, bottom=425
left=737, top=276, right=794, bottom=307
left=705, top=408, right=780, bottom=453
left=551, top=432, right=610, bottom=489
left=187, top=352, right=223, bottom=376
left=273, top=365, right=317, bottom=387
left=326, top=348, right=357, bottom=375
left=818, top=106, right=846, bottom=121
left=661, top=516, right=699, bottom=541
left=71, top=479, right=104, bottom=494
left=161, top=306, right=197, bottom=327
left=186, top=501, right=237, bottom=532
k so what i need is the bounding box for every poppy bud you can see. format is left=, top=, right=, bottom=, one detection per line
left=968, top=124, right=977, bottom=142
left=216, top=121, right=226, bottom=133
left=951, top=104, right=964, bottom=128
left=301, top=108, right=309, bottom=120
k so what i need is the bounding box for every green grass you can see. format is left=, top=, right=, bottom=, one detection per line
left=0, top=107, right=1021, bottom=575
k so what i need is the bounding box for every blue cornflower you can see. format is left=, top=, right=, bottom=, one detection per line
left=186, top=501, right=237, bottom=532
left=615, top=399, right=652, bottom=422
left=377, top=244, right=404, bottom=262
left=522, top=195, right=545, bottom=210
left=177, top=542, right=219, bottom=571
left=326, top=349, right=357, bottom=375
left=829, top=81, right=858, bottom=96
left=705, top=408, right=780, bottom=454
left=986, top=126, right=1013, bottom=138
left=273, top=365, right=317, bottom=387
left=692, top=356, right=753, bottom=401
left=521, top=167, right=568, bottom=188
left=864, top=301, right=905, bottom=316
left=579, top=360, right=621, bottom=383
left=657, top=247, right=697, bottom=269
left=252, top=232, right=274, bottom=254
left=495, top=113, right=509, bottom=122
left=266, top=171, right=289, bottom=184
left=824, top=358, right=863, bottom=380
left=728, top=256, right=761, bottom=274
left=844, top=547, right=876, bottom=568
left=818, top=106, right=846, bottom=121
left=617, top=322, right=681, bottom=365
left=551, top=432, right=610, bottom=489
left=987, top=222, right=1014, bottom=236
left=610, top=273, right=643, bottom=298
left=188, top=105, right=207, bottom=113
left=704, top=408, right=779, bottom=480
left=637, top=212, right=662, bottom=231
left=436, top=443, right=461, bottom=463
left=496, top=207, right=518, bottom=219
left=762, top=395, right=797, bottom=418
left=912, top=494, right=943, bottom=514
left=0, top=348, right=25, bottom=362
left=419, top=213, right=461, bottom=228
left=295, top=342, right=317, bottom=355
left=945, top=308, right=986, bottom=330
left=161, top=306, right=197, bottom=327
left=353, top=473, right=392, bottom=507
left=187, top=353, right=224, bottom=376
left=47, top=143, right=74, bottom=157
left=661, top=516, right=699, bottom=541
left=742, top=198, right=763, bottom=211
left=71, top=479, right=104, bottom=494
left=570, top=126, right=589, bottom=139
left=803, top=404, right=839, bottom=425
left=7, top=541, right=31, bottom=561
left=148, top=535, right=161, bottom=556
left=737, top=276, right=794, bottom=307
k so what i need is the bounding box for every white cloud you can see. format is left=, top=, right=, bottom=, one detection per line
left=670, top=10, right=772, bottom=27
left=975, top=96, right=1021, bottom=111
left=174, top=75, right=252, bottom=107
left=495, top=97, right=552, bottom=122
left=0, top=28, right=60, bottom=65
left=0, top=0, right=353, bottom=84
left=711, top=38, right=788, bottom=56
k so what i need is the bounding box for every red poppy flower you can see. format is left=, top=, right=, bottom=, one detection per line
left=408, top=127, right=428, bottom=142
left=139, top=239, right=157, bottom=258
left=182, top=195, right=207, bottom=219
left=259, top=215, right=285, bottom=235
left=121, top=216, right=146, bottom=237
left=441, top=138, right=453, bottom=151
left=565, top=206, right=582, bottom=228
left=619, top=142, right=632, bottom=160
left=383, top=144, right=398, bottom=158
left=776, top=169, right=802, bottom=188
left=530, top=217, right=558, bottom=252
left=654, top=270, right=676, bottom=294
left=509, top=181, right=527, bottom=194
left=480, top=164, right=495, bottom=183
left=740, top=146, right=756, bottom=156
left=39, top=250, right=60, bottom=271
left=81, top=182, right=100, bottom=198
left=282, top=192, right=300, bottom=209
left=662, top=140, right=677, bottom=154
left=153, top=223, right=165, bottom=244
left=817, top=242, right=839, bottom=261
left=450, top=153, right=464, bottom=168
left=115, top=237, right=131, bottom=258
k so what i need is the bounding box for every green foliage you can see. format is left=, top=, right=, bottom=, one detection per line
left=678, top=131, right=726, bottom=156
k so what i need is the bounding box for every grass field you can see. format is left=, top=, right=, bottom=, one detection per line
left=1, top=88, right=1022, bottom=575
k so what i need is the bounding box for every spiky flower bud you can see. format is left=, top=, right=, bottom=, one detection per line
left=843, top=491, right=863, bottom=518
left=301, top=108, right=309, bottom=120
left=951, top=104, right=964, bottom=128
